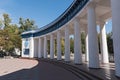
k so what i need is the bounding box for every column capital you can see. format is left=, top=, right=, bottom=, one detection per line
left=99, top=21, right=105, bottom=27
left=74, top=16, right=81, bottom=22
left=50, top=33, right=54, bottom=37
left=99, top=21, right=106, bottom=31
left=87, top=2, right=96, bottom=9
left=44, top=35, right=47, bottom=37
left=64, top=25, right=70, bottom=31
left=84, top=28, right=88, bottom=34
left=65, top=24, right=69, bottom=28
left=57, top=29, right=61, bottom=33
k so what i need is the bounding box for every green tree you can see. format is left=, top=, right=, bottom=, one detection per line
left=47, top=40, right=50, bottom=54
left=54, top=39, right=57, bottom=56
left=0, top=19, right=3, bottom=29
left=98, top=33, right=101, bottom=53
left=61, top=38, right=65, bottom=55
left=107, top=32, right=113, bottom=54
left=81, top=32, right=85, bottom=53
left=0, top=13, right=38, bottom=56
left=19, top=18, right=37, bottom=33
left=70, top=37, right=74, bottom=53
left=3, top=13, right=11, bottom=29
left=0, top=14, right=21, bottom=55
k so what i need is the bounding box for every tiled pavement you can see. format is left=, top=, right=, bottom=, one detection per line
left=0, top=58, right=80, bottom=80
left=0, top=58, right=120, bottom=80
left=64, top=60, right=119, bottom=80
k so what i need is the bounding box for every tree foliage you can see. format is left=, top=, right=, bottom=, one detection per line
left=61, top=38, right=65, bottom=55
left=0, top=19, right=3, bottom=29
left=107, top=32, right=113, bottom=54
left=19, top=17, right=37, bottom=33
left=0, top=14, right=21, bottom=55
left=70, top=37, right=74, bottom=53
left=81, top=32, right=85, bottom=53
left=3, top=13, right=11, bottom=29
left=0, top=13, right=38, bottom=56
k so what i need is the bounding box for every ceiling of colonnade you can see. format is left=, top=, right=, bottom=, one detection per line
left=79, top=0, right=111, bottom=25
left=0, top=0, right=73, bottom=28
left=75, top=0, right=112, bottom=33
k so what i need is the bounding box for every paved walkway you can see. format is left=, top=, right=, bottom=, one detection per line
left=0, top=58, right=80, bottom=80
left=0, top=58, right=120, bottom=80
left=47, top=55, right=120, bottom=80
left=66, top=60, right=119, bottom=80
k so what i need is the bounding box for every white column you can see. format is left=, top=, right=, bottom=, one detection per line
left=100, top=23, right=109, bottom=63
left=30, top=37, right=34, bottom=58
left=44, top=36, right=47, bottom=58
left=87, top=3, right=100, bottom=68
left=34, top=39, right=38, bottom=57
left=21, top=39, right=25, bottom=57
left=85, top=31, right=89, bottom=62
left=99, top=30, right=103, bottom=62
left=65, top=26, right=70, bottom=62
left=50, top=34, right=54, bottom=59
left=41, top=38, right=44, bottom=58
left=38, top=38, right=42, bottom=58
left=74, top=18, right=82, bottom=64
left=111, top=0, right=120, bottom=77
left=57, top=31, right=62, bottom=60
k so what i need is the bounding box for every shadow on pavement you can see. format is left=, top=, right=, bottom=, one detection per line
left=0, top=59, right=80, bottom=80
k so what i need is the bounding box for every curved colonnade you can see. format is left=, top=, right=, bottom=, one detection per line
left=21, top=0, right=120, bottom=77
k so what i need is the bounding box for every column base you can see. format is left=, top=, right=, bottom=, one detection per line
left=115, top=75, right=120, bottom=78
left=64, top=61, right=71, bottom=63
left=50, top=58, right=54, bottom=60
left=89, top=67, right=101, bottom=69
left=115, top=71, right=120, bottom=78
left=74, top=61, right=82, bottom=65
left=74, top=63, right=82, bottom=65
left=57, top=59, right=62, bottom=61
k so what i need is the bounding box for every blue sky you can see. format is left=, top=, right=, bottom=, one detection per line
left=0, top=0, right=112, bottom=33
left=0, top=0, right=73, bottom=28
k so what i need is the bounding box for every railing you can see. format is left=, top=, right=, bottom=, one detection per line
left=21, top=0, right=89, bottom=38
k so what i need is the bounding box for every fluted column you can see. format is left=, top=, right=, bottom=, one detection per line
left=30, top=37, right=34, bottom=58
left=85, top=31, right=89, bottom=62
left=87, top=3, right=100, bottom=68
left=65, top=26, right=70, bottom=62
left=111, top=0, right=120, bottom=77
left=74, top=17, right=82, bottom=64
left=44, top=36, right=47, bottom=58
left=57, top=30, right=62, bottom=60
left=50, top=34, right=54, bottom=59
left=38, top=38, right=42, bottom=58
left=100, top=23, right=109, bottom=63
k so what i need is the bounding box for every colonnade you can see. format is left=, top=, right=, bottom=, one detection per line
left=22, top=0, right=120, bottom=77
